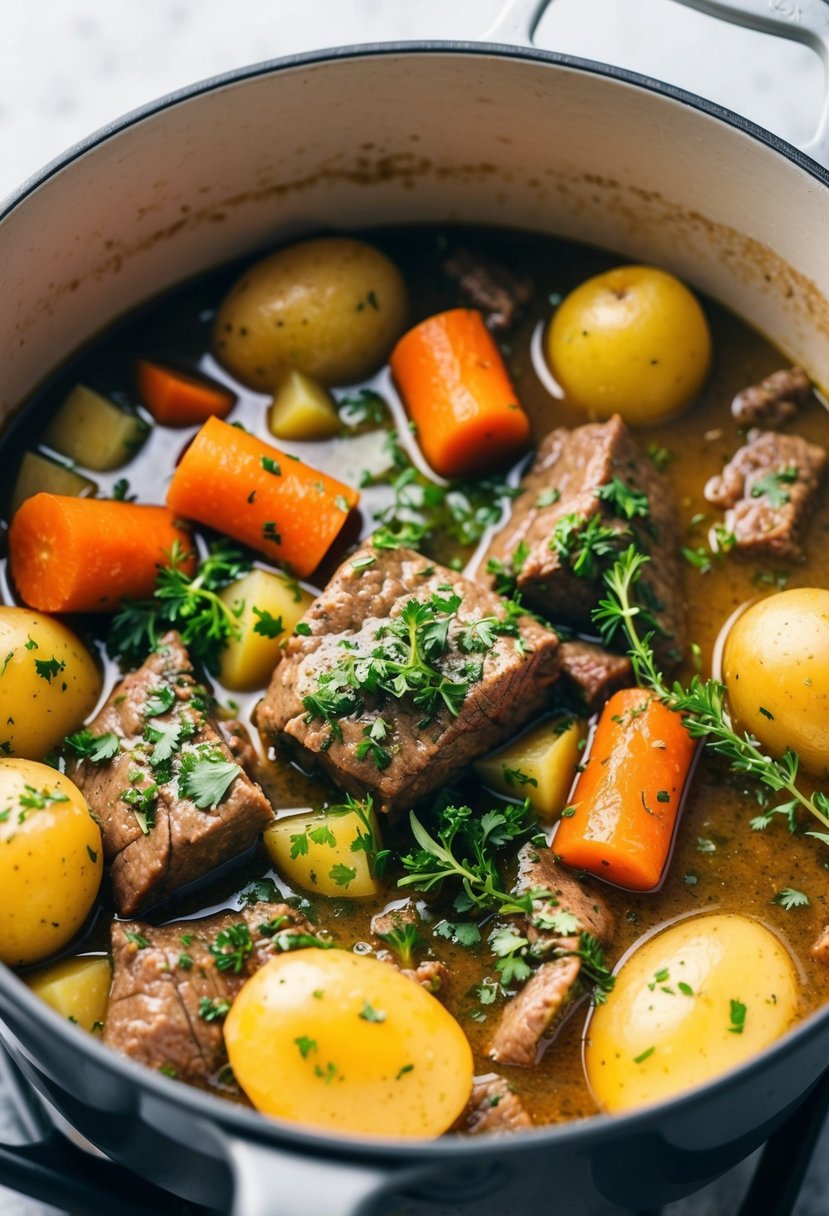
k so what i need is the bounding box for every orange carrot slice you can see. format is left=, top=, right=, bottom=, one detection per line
left=8, top=494, right=194, bottom=613
left=136, top=360, right=235, bottom=427
left=166, top=416, right=358, bottom=577
left=390, top=308, right=531, bottom=478
left=554, top=688, right=696, bottom=890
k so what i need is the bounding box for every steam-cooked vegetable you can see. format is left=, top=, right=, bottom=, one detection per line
left=724, top=587, right=829, bottom=777
left=547, top=266, right=711, bottom=424
left=0, top=608, right=101, bottom=759
left=214, top=237, right=408, bottom=390
left=217, top=567, right=313, bottom=691
left=44, top=385, right=149, bottom=470
left=474, top=716, right=586, bottom=822
left=11, top=451, right=97, bottom=515
left=263, top=798, right=386, bottom=898
left=135, top=360, right=235, bottom=427
left=268, top=371, right=341, bottom=441
left=224, top=949, right=473, bottom=1136
left=166, top=416, right=359, bottom=576
left=9, top=494, right=194, bottom=613
left=26, top=956, right=111, bottom=1032
left=390, top=308, right=531, bottom=478
left=586, top=914, right=798, bottom=1112
left=0, top=761, right=103, bottom=966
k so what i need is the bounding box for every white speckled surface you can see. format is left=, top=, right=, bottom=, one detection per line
left=1, top=2, right=828, bottom=1213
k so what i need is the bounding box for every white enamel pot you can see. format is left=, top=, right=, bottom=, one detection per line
left=2, top=2, right=829, bottom=1214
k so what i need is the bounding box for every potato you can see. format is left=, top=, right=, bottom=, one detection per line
left=11, top=451, right=97, bottom=515
left=724, top=588, right=829, bottom=777
left=547, top=266, right=711, bottom=424
left=26, top=955, right=110, bottom=1031
left=218, top=568, right=314, bottom=691
left=0, top=760, right=103, bottom=966
left=474, top=716, right=586, bottom=821
left=268, top=371, right=341, bottom=441
left=44, top=385, right=150, bottom=471
left=585, top=913, right=797, bottom=1113
left=225, top=949, right=473, bottom=1136
left=264, top=801, right=383, bottom=898
left=0, top=608, right=101, bottom=759
left=214, top=237, right=407, bottom=390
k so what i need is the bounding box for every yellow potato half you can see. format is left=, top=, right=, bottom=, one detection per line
left=26, top=955, right=110, bottom=1031
left=0, top=760, right=103, bottom=966
left=724, top=588, right=829, bottom=777
left=474, top=716, right=586, bottom=821
left=225, top=950, right=473, bottom=1137
left=586, top=913, right=798, bottom=1114
left=547, top=265, right=711, bottom=425
left=0, top=607, right=101, bottom=760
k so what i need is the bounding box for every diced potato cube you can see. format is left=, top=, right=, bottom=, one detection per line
left=474, top=716, right=587, bottom=821
left=218, top=568, right=314, bottom=691
left=11, top=450, right=97, bottom=515
left=264, top=801, right=383, bottom=898
left=45, top=385, right=150, bottom=471
left=268, top=371, right=341, bottom=441
left=26, top=955, right=111, bottom=1032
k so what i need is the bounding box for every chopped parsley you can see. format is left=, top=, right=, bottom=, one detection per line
left=750, top=465, right=798, bottom=508
left=550, top=512, right=620, bottom=580
left=125, top=931, right=151, bottom=949
left=34, top=656, right=66, bottom=684
left=728, top=999, right=747, bottom=1035
left=64, top=730, right=120, bottom=764
left=595, top=477, right=650, bottom=521
left=376, top=922, right=422, bottom=969
left=252, top=607, right=283, bottom=638
left=294, top=1036, right=317, bottom=1058
left=178, top=747, right=240, bottom=809
left=198, top=997, right=232, bottom=1022
left=359, top=1002, right=386, bottom=1023
left=261, top=456, right=281, bottom=476
left=209, top=923, right=253, bottom=973
left=773, top=887, right=810, bottom=910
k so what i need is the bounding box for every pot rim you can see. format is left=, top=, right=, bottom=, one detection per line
left=2, top=36, right=829, bottom=1163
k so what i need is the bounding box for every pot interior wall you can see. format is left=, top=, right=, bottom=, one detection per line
left=2, top=48, right=829, bottom=420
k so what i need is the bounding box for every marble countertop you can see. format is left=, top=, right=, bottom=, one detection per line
left=1, top=2, right=828, bottom=1213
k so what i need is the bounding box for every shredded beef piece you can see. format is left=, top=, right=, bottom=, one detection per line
left=515, top=843, right=615, bottom=951
left=443, top=247, right=534, bottom=333
left=255, top=545, right=561, bottom=815
left=460, top=1076, right=533, bottom=1135
left=67, top=632, right=273, bottom=916
left=488, top=956, right=582, bottom=1068
left=731, top=367, right=812, bottom=428
left=704, top=429, right=825, bottom=561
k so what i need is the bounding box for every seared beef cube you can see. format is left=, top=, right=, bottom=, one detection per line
left=559, top=640, right=633, bottom=712
left=488, top=956, right=581, bottom=1068
left=255, top=546, right=561, bottom=815
left=68, top=632, right=273, bottom=916
left=104, top=901, right=314, bottom=1085
left=704, top=430, right=825, bottom=561
left=731, top=367, right=812, bottom=429
left=442, top=247, right=534, bottom=333
left=482, top=415, right=684, bottom=666
left=460, top=1076, right=533, bottom=1135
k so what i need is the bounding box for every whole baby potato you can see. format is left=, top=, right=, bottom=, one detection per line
left=0, top=607, right=101, bottom=759
left=724, top=587, right=829, bottom=777
left=214, top=237, right=408, bottom=390
left=0, top=760, right=103, bottom=966
left=547, top=265, right=711, bottom=424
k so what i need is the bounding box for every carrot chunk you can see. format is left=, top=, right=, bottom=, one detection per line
left=166, top=416, right=358, bottom=577
left=554, top=688, right=696, bottom=890
left=8, top=494, right=193, bottom=613
left=390, top=308, right=531, bottom=478
left=135, top=360, right=235, bottom=427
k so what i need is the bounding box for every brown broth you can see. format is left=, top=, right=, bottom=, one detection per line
left=4, top=224, right=829, bottom=1126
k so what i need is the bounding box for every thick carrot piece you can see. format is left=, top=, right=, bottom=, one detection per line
left=166, top=416, right=359, bottom=577
left=390, top=308, right=531, bottom=478
left=136, top=360, right=235, bottom=427
left=554, top=688, right=696, bottom=891
left=8, top=494, right=194, bottom=613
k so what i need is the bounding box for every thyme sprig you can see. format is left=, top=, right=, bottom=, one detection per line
left=595, top=546, right=829, bottom=837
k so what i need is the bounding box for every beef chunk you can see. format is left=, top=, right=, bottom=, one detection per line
left=811, top=926, right=829, bottom=965
left=218, top=719, right=260, bottom=781
left=460, top=1076, right=533, bottom=1135
left=559, top=640, right=633, bottom=712
left=255, top=546, right=561, bottom=815
left=104, top=901, right=315, bottom=1084
left=488, top=956, right=582, bottom=1068
left=515, top=843, right=614, bottom=951
left=704, top=430, right=825, bottom=561
left=68, top=633, right=273, bottom=916
left=731, top=366, right=812, bottom=429
left=442, top=247, right=533, bottom=333
left=481, top=415, right=684, bottom=666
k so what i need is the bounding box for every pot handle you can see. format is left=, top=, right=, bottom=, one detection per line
left=484, top=0, right=829, bottom=169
